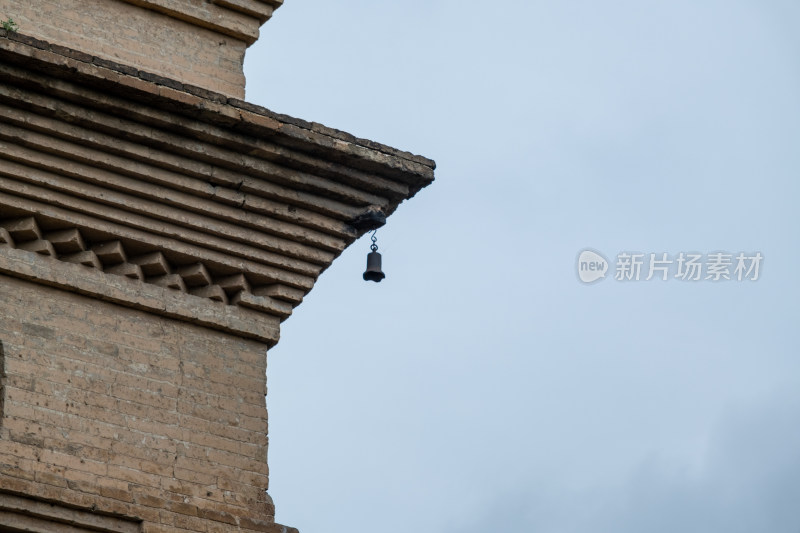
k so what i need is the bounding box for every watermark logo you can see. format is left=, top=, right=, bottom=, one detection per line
left=577, top=249, right=609, bottom=284
left=577, top=250, right=763, bottom=284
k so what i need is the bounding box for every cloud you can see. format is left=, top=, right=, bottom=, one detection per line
left=448, top=389, right=800, bottom=533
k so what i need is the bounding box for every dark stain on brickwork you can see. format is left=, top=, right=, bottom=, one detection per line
left=21, top=323, right=55, bottom=339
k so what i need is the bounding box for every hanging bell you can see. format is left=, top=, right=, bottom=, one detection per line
left=363, top=250, right=385, bottom=282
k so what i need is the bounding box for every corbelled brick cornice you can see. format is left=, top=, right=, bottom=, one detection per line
left=0, top=33, right=435, bottom=345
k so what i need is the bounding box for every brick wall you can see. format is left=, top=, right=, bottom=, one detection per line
left=0, top=274, right=279, bottom=532
left=0, top=0, right=251, bottom=97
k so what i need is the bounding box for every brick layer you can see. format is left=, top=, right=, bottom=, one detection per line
left=0, top=274, right=289, bottom=532
left=0, top=30, right=437, bottom=174
left=0, top=0, right=249, bottom=97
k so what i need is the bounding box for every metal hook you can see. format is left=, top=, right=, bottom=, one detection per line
left=370, top=229, right=378, bottom=252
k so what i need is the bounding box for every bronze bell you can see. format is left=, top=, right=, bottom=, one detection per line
left=363, top=251, right=385, bottom=282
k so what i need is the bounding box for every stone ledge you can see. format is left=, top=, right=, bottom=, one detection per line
left=0, top=245, right=281, bottom=345
left=0, top=31, right=437, bottom=176
left=0, top=490, right=141, bottom=533
left=0, top=480, right=297, bottom=533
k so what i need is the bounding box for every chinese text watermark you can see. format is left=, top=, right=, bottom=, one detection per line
left=577, top=250, right=762, bottom=284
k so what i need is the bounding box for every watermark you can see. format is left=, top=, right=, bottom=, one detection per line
left=577, top=250, right=762, bottom=284
left=577, top=249, right=609, bottom=284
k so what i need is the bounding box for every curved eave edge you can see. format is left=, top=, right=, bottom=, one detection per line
left=0, top=31, right=436, bottom=192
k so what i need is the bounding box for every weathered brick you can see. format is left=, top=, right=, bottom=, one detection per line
left=0, top=276, right=276, bottom=529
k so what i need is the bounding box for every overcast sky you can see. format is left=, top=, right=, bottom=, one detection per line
left=243, top=2, right=800, bottom=532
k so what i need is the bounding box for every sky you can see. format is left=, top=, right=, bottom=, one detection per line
left=242, top=2, right=800, bottom=532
